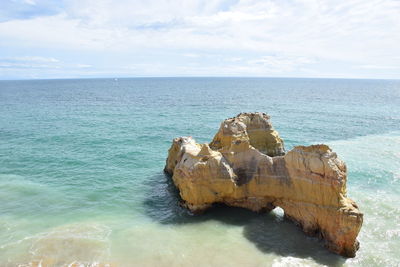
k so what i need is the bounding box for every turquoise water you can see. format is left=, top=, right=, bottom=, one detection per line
left=0, top=78, right=399, bottom=266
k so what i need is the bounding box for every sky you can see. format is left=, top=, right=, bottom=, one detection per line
left=0, top=0, right=399, bottom=80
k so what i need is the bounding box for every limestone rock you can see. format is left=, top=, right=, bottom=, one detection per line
left=209, top=112, right=285, bottom=157
left=164, top=112, right=363, bottom=257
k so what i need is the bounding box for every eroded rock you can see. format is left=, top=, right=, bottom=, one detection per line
left=164, top=112, right=363, bottom=257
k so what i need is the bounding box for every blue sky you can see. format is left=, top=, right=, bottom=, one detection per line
left=0, top=0, right=399, bottom=79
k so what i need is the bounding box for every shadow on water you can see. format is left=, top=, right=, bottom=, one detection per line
left=143, top=172, right=346, bottom=266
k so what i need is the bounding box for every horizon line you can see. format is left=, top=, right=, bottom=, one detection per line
left=1, top=75, right=399, bottom=82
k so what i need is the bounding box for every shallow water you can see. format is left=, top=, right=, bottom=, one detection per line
left=0, top=78, right=399, bottom=266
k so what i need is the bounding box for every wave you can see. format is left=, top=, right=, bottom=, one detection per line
left=1, top=222, right=111, bottom=266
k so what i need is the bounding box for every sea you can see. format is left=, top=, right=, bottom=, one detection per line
left=0, top=77, right=399, bottom=266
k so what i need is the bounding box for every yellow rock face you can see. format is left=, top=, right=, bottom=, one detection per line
left=164, top=112, right=363, bottom=258
left=210, top=112, right=285, bottom=157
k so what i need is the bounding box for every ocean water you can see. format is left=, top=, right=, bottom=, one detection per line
left=0, top=77, right=399, bottom=266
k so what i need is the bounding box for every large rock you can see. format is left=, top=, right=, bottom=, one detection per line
left=164, top=112, right=363, bottom=257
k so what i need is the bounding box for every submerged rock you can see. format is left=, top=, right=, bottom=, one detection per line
left=164, top=112, right=363, bottom=258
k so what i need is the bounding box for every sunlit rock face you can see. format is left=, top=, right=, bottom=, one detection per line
left=209, top=112, right=285, bottom=157
left=164, top=112, right=363, bottom=257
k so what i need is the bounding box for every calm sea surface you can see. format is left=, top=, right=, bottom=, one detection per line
left=0, top=78, right=399, bottom=266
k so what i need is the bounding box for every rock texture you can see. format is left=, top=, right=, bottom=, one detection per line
left=164, top=112, right=363, bottom=257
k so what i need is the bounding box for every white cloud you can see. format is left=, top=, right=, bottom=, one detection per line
left=357, top=65, right=399, bottom=70
left=0, top=56, right=93, bottom=75
left=183, top=53, right=200, bottom=58
left=247, top=55, right=316, bottom=72
left=0, top=56, right=60, bottom=69
left=0, top=0, right=399, bottom=78
left=23, top=0, right=37, bottom=6
left=10, top=56, right=59, bottom=63
left=226, top=57, right=243, bottom=62
left=76, top=64, right=92, bottom=68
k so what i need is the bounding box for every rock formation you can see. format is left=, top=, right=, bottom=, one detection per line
left=164, top=112, right=363, bottom=257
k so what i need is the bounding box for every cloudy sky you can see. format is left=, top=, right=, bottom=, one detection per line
left=0, top=0, right=399, bottom=79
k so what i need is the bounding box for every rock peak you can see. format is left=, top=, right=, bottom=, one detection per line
left=210, top=112, right=285, bottom=156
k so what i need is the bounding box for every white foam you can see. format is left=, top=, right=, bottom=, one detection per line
left=272, top=256, right=319, bottom=267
